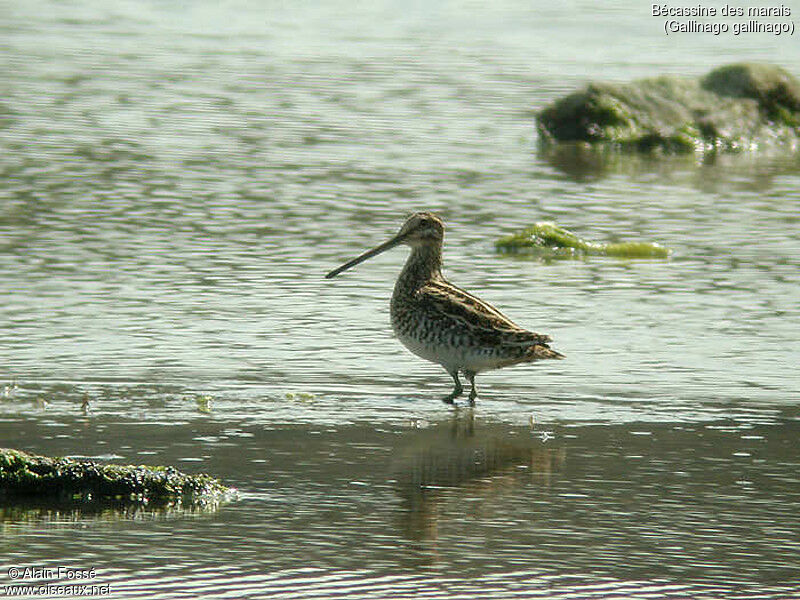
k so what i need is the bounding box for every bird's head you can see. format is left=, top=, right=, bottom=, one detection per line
left=395, top=212, right=445, bottom=247
left=325, top=211, right=445, bottom=278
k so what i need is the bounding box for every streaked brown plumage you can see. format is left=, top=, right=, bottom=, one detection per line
left=326, top=212, right=563, bottom=405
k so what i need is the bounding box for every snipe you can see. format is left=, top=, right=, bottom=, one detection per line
left=326, top=212, right=563, bottom=405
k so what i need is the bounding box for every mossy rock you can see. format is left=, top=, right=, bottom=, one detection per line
left=702, top=63, right=800, bottom=117
left=0, top=448, right=232, bottom=507
left=538, top=63, right=800, bottom=153
left=495, top=222, right=671, bottom=259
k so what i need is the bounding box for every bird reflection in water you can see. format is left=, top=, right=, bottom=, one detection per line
left=392, top=411, right=565, bottom=542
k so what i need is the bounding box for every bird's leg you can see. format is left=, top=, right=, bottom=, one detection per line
left=464, top=370, right=478, bottom=406
left=442, top=369, right=463, bottom=404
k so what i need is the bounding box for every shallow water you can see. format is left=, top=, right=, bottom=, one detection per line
left=2, top=1, right=800, bottom=598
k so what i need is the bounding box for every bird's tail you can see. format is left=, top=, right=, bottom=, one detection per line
left=498, top=343, right=564, bottom=368
left=526, top=344, right=565, bottom=361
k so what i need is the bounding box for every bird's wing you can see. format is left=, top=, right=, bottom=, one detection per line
left=418, top=280, right=552, bottom=347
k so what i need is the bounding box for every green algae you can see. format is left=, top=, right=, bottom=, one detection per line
left=0, top=448, right=232, bottom=507
left=495, top=222, right=670, bottom=259
left=537, top=63, right=800, bottom=154
left=192, top=394, right=213, bottom=414
left=285, top=391, right=315, bottom=402
left=602, top=241, right=671, bottom=259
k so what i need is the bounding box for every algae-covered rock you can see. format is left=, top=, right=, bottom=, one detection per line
left=702, top=63, right=800, bottom=117
left=495, top=222, right=670, bottom=259
left=537, top=63, right=800, bottom=153
left=0, top=448, right=232, bottom=506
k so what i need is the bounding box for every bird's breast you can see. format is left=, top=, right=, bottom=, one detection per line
left=390, top=293, right=498, bottom=372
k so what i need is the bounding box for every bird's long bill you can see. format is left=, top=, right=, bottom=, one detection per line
left=325, top=232, right=406, bottom=279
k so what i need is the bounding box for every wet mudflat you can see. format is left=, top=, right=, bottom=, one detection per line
left=2, top=414, right=798, bottom=598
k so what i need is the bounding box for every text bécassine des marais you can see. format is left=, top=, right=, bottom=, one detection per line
left=653, top=5, right=791, bottom=17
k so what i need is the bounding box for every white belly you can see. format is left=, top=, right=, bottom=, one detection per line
left=394, top=329, right=501, bottom=374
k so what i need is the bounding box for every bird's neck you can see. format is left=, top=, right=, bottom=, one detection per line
left=395, top=243, right=443, bottom=293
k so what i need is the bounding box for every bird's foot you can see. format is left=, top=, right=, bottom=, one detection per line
left=442, top=371, right=463, bottom=405
left=441, top=390, right=460, bottom=405
left=468, top=390, right=477, bottom=407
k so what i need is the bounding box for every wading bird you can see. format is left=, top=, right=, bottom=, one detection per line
left=325, top=212, right=563, bottom=405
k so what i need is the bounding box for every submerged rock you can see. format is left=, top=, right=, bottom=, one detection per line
left=0, top=448, right=232, bottom=506
left=495, top=222, right=670, bottom=259
left=537, top=63, right=800, bottom=153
